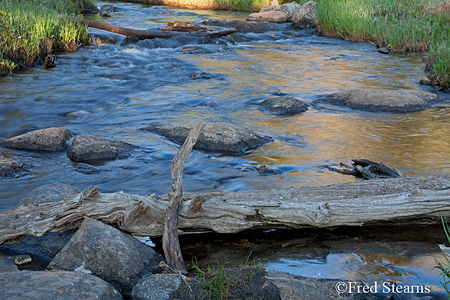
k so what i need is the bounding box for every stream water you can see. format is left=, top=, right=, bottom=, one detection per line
left=0, top=2, right=449, bottom=297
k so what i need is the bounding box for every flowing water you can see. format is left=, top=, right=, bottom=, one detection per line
left=0, top=2, right=449, bottom=296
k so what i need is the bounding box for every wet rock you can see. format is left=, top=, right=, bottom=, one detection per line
left=0, top=155, right=30, bottom=177
left=48, top=218, right=164, bottom=296
left=256, top=164, right=282, bottom=175
left=143, top=122, right=273, bottom=154
left=202, top=19, right=286, bottom=33
left=246, top=11, right=289, bottom=23
left=0, top=127, right=73, bottom=152
left=377, top=47, right=390, bottom=54
left=99, top=4, right=115, bottom=17
left=132, top=274, right=202, bottom=300
left=260, top=2, right=302, bottom=22
left=191, top=72, right=211, bottom=80
left=13, top=254, right=32, bottom=266
left=75, top=162, right=109, bottom=174
left=292, top=1, right=318, bottom=29
left=317, top=89, right=444, bottom=113
left=67, top=135, right=135, bottom=162
left=266, top=270, right=372, bottom=299
left=0, top=270, right=122, bottom=300
left=18, top=182, right=80, bottom=206
left=258, top=96, right=308, bottom=115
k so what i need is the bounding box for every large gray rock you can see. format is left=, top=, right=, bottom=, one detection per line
left=258, top=96, right=308, bottom=115
left=246, top=11, right=289, bottom=23
left=18, top=182, right=80, bottom=206
left=202, top=19, right=286, bottom=33
left=266, top=270, right=373, bottom=300
left=0, top=270, right=122, bottom=300
left=0, top=127, right=72, bottom=152
left=0, top=155, right=30, bottom=177
left=292, top=1, right=318, bottom=29
left=260, top=2, right=302, bottom=22
left=48, top=218, right=164, bottom=296
left=143, top=122, right=273, bottom=154
left=67, top=135, right=135, bottom=162
left=318, top=89, right=444, bottom=113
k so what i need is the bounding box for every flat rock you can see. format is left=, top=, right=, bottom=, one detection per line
left=48, top=218, right=164, bottom=296
left=0, top=155, right=30, bottom=177
left=260, top=2, right=301, bottom=22
left=0, top=270, right=122, bottom=300
left=67, top=135, right=135, bottom=162
left=258, top=96, right=308, bottom=115
left=142, top=122, right=273, bottom=154
left=18, top=182, right=80, bottom=206
left=317, top=89, right=444, bottom=113
left=202, top=19, right=286, bottom=33
left=266, top=270, right=373, bottom=299
left=292, top=1, right=318, bottom=29
left=246, top=11, right=289, bottom=23
left=0, top=127, right=72, bottom=152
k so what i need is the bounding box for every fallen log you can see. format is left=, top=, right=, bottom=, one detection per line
left=2, top=174, right=450, bottom=244
left=81, top=19, right=237, bottom=39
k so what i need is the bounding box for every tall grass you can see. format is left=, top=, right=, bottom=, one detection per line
left=297, top=0, right=450, bottom=87
left=0, top=0, right=92, bottom=74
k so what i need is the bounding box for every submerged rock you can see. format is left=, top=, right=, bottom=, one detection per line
left=18, top=182, right=80, bottom=206
left=0, top=155, right=30, bottom=177
left=317, top=89, right=444, bottom=113
left=67, top=135, right=135, bottom=162
left=143, top=122, right=273, bottom=154
left=48, top=218, right=164, bottom=296
left=246, top=11, right=289, bottom=23
left=0, top=270, right=122, bottom=300
left=0, top=127, right=72, bottom=152
left=292, top=1, right=318, bottom=29
left=258, top=96, right=308, bottom=115
left=202, top=19, right=286, bottom=33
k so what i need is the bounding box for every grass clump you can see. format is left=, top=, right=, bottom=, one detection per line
left=0, top=0, right=93, bottom=75
left=296, top=0, right=450, bottom=88
left=435, top=217, right=450, bottom=297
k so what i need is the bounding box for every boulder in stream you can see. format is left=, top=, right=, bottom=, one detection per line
left=292, top=1, right=319, bottom=29
left=18, top=182, right=81, bottom=206
left=48, top=217, right=164, bottom=296
left=0, top=270, right=122, bottom=300
left=260, top=2, right=302, bottom=22
left=258, top=96, right=308, bottom=115
left=317, top=89, right=444, bottom=113
left=67, top=135, right=135, bottom=162
left=142, top=122, right=273, bottom=154
left=0, top=154, right=30, bottom=177
left=0, top=127, right=73, bottom=152
left=246, top=11, right=289, bottom=23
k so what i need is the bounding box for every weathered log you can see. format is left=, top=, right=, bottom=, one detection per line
left=81, top=19, right=237, bottom=39
left=163, top=123, right=204, bottom=274
left=2, top=175, right=450, bottom=244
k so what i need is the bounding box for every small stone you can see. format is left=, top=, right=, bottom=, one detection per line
left=67, top=135, right=135, bottom=162
left=0, top=155, right=30, bottom=177
left=13, top=254, right=32, bottom=266
left=0, top=127, right=72, bottom=152
left=258, top=96, right=308, bottom=115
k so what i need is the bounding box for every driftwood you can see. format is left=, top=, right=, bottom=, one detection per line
left=329, top=158, right=401, bottom=180
left=82, top=19, right=237, bottom=39
left=163, top=123, right=204, bottom=273
left=2, top=174, right=450, bottom=244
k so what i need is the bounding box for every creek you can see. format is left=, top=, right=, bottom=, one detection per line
left=0, top=2, right=449, bottom=297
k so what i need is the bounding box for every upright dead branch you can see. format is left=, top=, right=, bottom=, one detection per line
left=162, top=123, right=205, bottom=274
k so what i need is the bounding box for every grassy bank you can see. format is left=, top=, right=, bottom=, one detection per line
left=0, top=0, right=93, bottom=75
left=296, top=0, right=450, bottom=88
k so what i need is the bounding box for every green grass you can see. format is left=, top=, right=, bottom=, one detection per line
left=295, top=0, right=450, bottom=87
left=435, top=217, right=450, bottom=298
left=0, top=0, right=93, bottom=74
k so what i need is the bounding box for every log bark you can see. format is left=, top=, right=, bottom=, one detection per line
left=2, top=174, right=450, bottom=244
left=163, top=123, right=204, bottom=274
left=82, top=19, right=237, bottom=39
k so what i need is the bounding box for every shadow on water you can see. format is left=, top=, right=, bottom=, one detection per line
left=0, top=2, right=449, bottom=295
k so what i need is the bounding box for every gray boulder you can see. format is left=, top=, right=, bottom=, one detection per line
left=0, top=270, right=122, bottom=300
left=246, top=11, right=289, bottom=23
left=0, top=127, right=72, bottom=152
left=258, top=96, right=308, bottom=115
left=202, top=19, right=286, bottom=33
left=18, top=182, right=80, bottom=206
left=99, top=4, right=115, bottom=17
left=292, top=1, right=318, bottom=29
left=67, top=135, right=135, bottom=162
left=260, top=2, right=302, bottom=22
left=266, top=270, right=373, bottom=299
left=318, top=89, right=444, bottom=113
left=143, top=122, right=273, bottom=154
left=48, top=218, right=164, bottom=296
left=0, top=155, right=30, bottom=177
